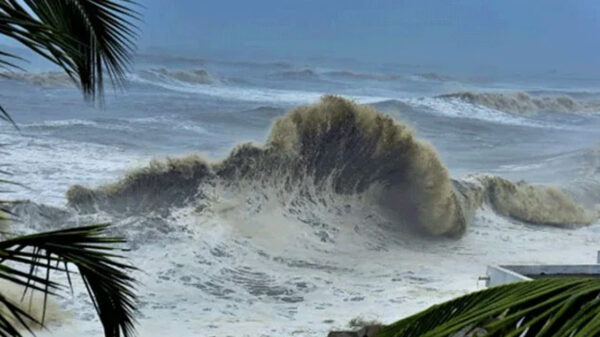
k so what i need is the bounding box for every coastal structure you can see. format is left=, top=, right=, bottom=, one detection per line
left=484, top=252, right=600, bottom=287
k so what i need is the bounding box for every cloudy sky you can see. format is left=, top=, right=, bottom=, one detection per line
left=138, top=0, right=600, bottom=75
left=1, top=1, right=599, bottom=75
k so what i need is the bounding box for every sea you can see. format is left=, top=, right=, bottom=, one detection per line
left=2, top=52, right=600, bottom=336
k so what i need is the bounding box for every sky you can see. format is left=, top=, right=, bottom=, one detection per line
left=1, top=1, right=599, bottom=76
left=138, top=0, right=600, bottom=76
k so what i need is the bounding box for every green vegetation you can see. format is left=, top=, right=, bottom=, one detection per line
left=379, top=277, right=600, bottom=337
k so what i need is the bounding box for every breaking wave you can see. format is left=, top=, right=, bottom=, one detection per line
left=66, top=96, right=595, bottom=239
left=0, top=68, right=220, bottom=88
left=324, top=71, right=401, bottom=82
left=454, top=175, right=594, bottom=227
left=411, top=73, right=455, bottom=82
left=141, top=68, right=219, bottom=84
left=0, top=71, right=74, bottom=87
left=269, top=69, right=320, bottom=81
left=269, top=69, right=407, bottom=82
left=439, top=91, right=600, bottom=115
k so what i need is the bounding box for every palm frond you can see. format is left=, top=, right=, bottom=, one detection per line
left=379, top=277, right=600, bottom=337
left=0, top=105, right=18, bottom=130
left=0, top=293, right=39, bottom=337
left=0, top=170, right=20, bottom=227
left=0, top=2, right=140, bottom=336
left=0, top=0, right=139, bottom=102
left=0, top=224, right=137, bottom=337
left=0, top=50, right=24, bottom=72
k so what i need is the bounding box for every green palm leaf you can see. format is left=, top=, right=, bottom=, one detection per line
left=0, top=224, right=137, bottom=337
left=0, top=0, right=139, bottom=101
left=0, top=1, right=140, bottom=336
left=379, top=277, right=600, bottom=337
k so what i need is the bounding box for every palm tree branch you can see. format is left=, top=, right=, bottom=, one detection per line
left=379, top=277, right=600, bottom=337
left=0, top=293, right=41, bottom=337
left=0, top=0, right=139, bottom=107
left=0, top=224, right=137, bottom=337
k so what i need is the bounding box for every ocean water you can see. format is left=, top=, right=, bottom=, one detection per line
left=3, top=54, right=600, bottom=336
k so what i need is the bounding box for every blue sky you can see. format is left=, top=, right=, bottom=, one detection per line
left=138, top=0, right=600, bottom=75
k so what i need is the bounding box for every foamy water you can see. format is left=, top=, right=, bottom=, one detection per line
left=2, top=58, right=600, bottom=337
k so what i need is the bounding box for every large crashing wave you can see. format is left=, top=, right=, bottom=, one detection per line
left=440, top=91, right=600, bottom=115
left=67, top=96, right=595, bottom=237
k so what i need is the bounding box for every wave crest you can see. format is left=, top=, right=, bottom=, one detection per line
left=439, top=91, right=600, bottom=115
left=144, top=68, right=218, bottom=84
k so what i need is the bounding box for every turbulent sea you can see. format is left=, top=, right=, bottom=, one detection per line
left=3, top=54, right=600, bottom=336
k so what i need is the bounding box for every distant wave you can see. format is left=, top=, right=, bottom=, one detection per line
left=376, top=98, right=553, bottom=128
left=67, top=96, right=595, bottom=240
left=0, top=71, right=74, bottom=87
left=0, top=68, right=220, bottom=88
left=128, top=72, right=388, bottom=104
left=142, top=68, right=219, bottom=85
left=268, top=69, right=320, bottom=81
left=25, top=119, right=98, bottom=128
left=323, top=70, right=454, bottom=82
left=136, top=53, right=205, bottom=66
left=244, top=106, right=285, bottom=119
left=271, top=69, right=407, bottom=82
left=527, top=89, right=600, bottom=100
left=21, top=118, right=139, bottom=133
left=128, top=72, right=322, bottom=103
left=439, top=91, right=600, bottom=115
left=222, top=60, right=293, bottom=70
left=136, top=55, right=293, bottom=70
left=324, top=70, right=401, bottom=82
left=411, top=72, right=455, bottom=82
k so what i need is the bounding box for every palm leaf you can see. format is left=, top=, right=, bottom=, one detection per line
left=0, top=224, right=137, bottom=337
left=379, top=277, right=600, bottom=337
left=0, top=2, right=140, bottom=336
left=0, top=293, right=40, bottom=337
left=18, top=0, right=140, bottom=101
left=0, top=105, right=18, bottom=130
left=0, top=0, right=139, bottom=102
